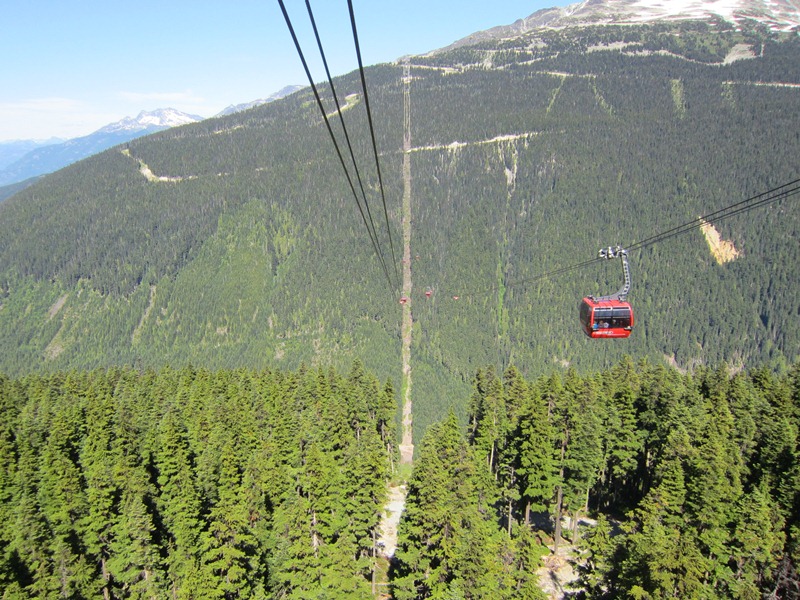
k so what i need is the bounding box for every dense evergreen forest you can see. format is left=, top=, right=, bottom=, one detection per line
left=0, top=20, right=798, bottom=438
left=0, top=363, right=397, bottom=598
left=1, top=359, right=798, bottom=598
left=392, top=358, right=800, bottom=599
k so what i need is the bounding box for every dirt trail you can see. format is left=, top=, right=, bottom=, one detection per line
left=375, top=63, right=414, bottom=598
left=537, top=548, right=580, bottom=599
left=378, top=483, right=407, bottom=558
left=399, top=60, right=414, bottom=466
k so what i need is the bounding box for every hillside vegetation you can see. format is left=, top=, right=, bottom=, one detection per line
left=1, top=359, right=798, bottom=598
left=0, top=363, right=397, bottom=598
left=0, top=20, right=798, bottom=439
left=392, top=358, right=800, bottom=599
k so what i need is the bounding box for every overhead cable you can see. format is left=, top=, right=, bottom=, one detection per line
left=303, top=0, right=384, bottom=269
left=347, top=0, right=399, bottom=285
left=277, top=0, right=394, bottom=290
left=626, top=179, right=800, bottom=252
left=458, top=178, right=800, bottom=298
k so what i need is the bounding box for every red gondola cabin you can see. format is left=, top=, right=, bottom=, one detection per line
left=579, top=297, right=633, bottom=338
left=578, top=245, right=635, bottom=338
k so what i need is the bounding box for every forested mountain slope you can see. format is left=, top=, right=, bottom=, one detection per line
left=0, top=20, right=798, bottom=436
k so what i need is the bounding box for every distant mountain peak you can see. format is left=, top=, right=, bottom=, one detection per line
left=97, top=108, right=203, bottom=134
left=0, top=108, right=204, bottom=188
left=446, top=0, right=800, bottom=50
left=215, top=85, right=304, bottom=117
left=0, top=83, right=304, bottom=189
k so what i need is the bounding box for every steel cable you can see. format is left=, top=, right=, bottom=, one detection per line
left=277, top=0, right=394, bottom=290
left=453, top=179, right=799, bottom=300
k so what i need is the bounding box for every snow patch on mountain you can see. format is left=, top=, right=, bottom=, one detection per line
left=98, top=108, right=202, bottom=134
left=535, top=0, right=800, bottom=30
left=444, top=0, right=800, bottom=52
left=215, top=85, right=304, bottom=117
left=568, top=0, right=800, bottom=29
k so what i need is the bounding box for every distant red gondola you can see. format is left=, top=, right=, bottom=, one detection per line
left=579, top=246, right=634, bottom=339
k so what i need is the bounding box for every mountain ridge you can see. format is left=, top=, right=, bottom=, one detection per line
left=96, top=107, right=203, bottom=134
left=441, top=0, right=800, bottom=52
left=0, top=138, right=64, bottom=170
left=0, top=108, right=202, bottom=189
left=0, top=88, right=304, bottom=192
left=215, top=85, right=304, bottom=117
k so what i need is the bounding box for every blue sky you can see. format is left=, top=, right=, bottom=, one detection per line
left=0, top=0, right=572, bottom=142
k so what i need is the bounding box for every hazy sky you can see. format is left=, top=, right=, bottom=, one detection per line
left=0, top=0, right=573, bottom=142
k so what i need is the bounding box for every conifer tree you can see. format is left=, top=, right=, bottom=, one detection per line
left=106, top=384, right=165, bottom=598
left=729, top=481, right=785, bottom=598
left=502, top=365, right=528, bottom=429
left=8, top=394, right=53, bottom=597
left=347, top=359, right=375, bottom=442
left=612, top=430, right=708, bottom=598
left=155, top=406, right=205, bottom=597
left=514, top=374, right=559, bottom=526
left=467, top=366, right=509, bottom=520
left=726, top=372, right=762, bottom=471
left=492, top=367, right=529, bottom=537
left=635, top=363, right=685, bottom=492
left=78, top=377, right=119, bottom=599
left=603, top=374, right=643, bottom=506
left=580, top=514, right=615, bottom=595
left=340, top=432, right=387, bottom=581
left=562, top=375, right=604, bottom=544
left=393, top=410, right=514, bottom=599
left=378, top=379, right=398, bottom=471
left=551, top=370, right=579, bottom=554
left=509, top=525, right=548, bottom=600
left=3, top=361, right=799, bottom=598
left=472, top=368, right=507, bottom=477
left=393, top=412, right=469, bottom=598
left=199, top=439, right=260, bottom=599
left=686, top=392, right=742, bottom=591
left=108, top=477, right=165, bottom=599
left=270, top=491, right=318, bottom=598
left=0, top=377, right=17, bottom=592
left=37, top=404, right=94, bottom=597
